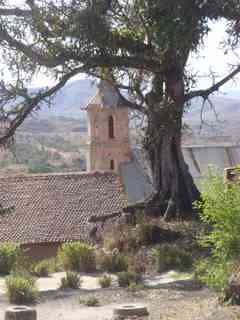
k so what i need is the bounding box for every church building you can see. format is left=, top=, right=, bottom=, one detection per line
left=86, top=80, right=154, bottom=205
left=0, top=80, right=154, bottom=260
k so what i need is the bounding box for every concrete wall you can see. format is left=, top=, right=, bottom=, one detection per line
left=183, top=145, right=240, bottom=178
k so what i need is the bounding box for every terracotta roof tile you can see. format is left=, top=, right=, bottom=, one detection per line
left=0, top=171, right=127, bottom=244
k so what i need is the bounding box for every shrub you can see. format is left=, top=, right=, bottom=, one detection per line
left=137, top=224, right=180, bottom=245
left=194, top=258, right=209, bottom=283
left=138, top=224, right=160, bottom=245
left=128, top=252, right=147, bottom=274
left=153, top=244, right=193, bottom=273
left=79, top=296, right=99, bottom=306
left=12, top=253, right=32, bottom=274
left=32, top=259, right=54, bottom=277
left=5, top=273, right=38, bottom=304
left=58, top=242, right=96, bottom=272
left=60, top=271, right=81, bottom=289
left=195, top=258, right=231, bottom=291
left=117, top=271, right=142, bottom=288
left=0, top=242, right=22, bottom=274
left=223, top=264, right=240, bottom=304
left=98, top=250, right=128, bottom=273
left=98, top=274, right=112, bottom=288
left=196, top=169, right=240, bottom=293
left=128, top=282, right=144, bottom=291
left=103, top=225, right=138, bottom=252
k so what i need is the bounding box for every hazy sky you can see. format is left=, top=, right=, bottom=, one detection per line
left=190, top=21, right=240, bottom=93
left=2, top=1, right=240, bottom=94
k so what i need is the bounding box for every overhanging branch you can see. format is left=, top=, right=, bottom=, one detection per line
left=185, top=65, right=240, bottom=101
left=0, top=66, right=86, bottom=146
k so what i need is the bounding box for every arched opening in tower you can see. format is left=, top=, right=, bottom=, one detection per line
left=108, top=115, right=114, bottom=139
left=110, top=159, right=115, bottom=170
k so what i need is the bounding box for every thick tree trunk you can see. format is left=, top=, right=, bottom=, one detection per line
left=144, top=101, right=200, bottom=220
left=143, top=54, right=200, bottom=219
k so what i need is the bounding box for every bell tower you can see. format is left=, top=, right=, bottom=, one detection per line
left=86, top=80, right=132, bottom=172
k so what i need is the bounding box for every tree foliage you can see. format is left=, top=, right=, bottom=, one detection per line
left=196, top=169, right=240, bottom=292
left=0, top=0, right=239, bottom=217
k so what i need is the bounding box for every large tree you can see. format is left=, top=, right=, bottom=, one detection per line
left=0, top=0, right=239, bottom=218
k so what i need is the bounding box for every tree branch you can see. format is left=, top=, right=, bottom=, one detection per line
left=0, top=66, right=86, bottom=146
left=0, top=26, right=66, bottom=68
left=185, top=65, right=240, bottom=101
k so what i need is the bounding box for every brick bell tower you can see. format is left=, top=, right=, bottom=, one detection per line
left=86, top=80, right=132, bottom=172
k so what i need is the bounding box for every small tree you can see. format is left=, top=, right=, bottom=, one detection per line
left=196, top=169, right=240, bottom=290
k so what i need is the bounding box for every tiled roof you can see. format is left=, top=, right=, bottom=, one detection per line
left=0, top=171, right=127, bottom=244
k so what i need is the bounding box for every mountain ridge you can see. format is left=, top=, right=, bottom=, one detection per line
left=33, top=78, right=240, bottom=140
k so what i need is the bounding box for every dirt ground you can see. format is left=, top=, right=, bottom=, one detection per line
left=0, top=277, right=240, bottom=320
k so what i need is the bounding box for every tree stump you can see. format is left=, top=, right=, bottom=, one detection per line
left=113, top=304, right=149, bottom=319
left=5, top=306, right=37, bottom=320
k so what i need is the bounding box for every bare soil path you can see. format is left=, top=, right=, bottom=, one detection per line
left=0, top=273, right=239, bottom=320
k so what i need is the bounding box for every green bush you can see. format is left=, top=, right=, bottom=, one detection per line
left=60, top=271, right=81, bottom=289
left=194, top=258, right=209, bottom=283
left=117, top=271, right=142, bottom=288
left=128, top=282, right=144, bottom=291
left=153, top=244, right=193, bottom=273
left=196, top=169, right=240, bottom=292
left=98, top=274, right=112, bottom=288
left=79, top=296, right=99, bottom=306
left=32, top=259, right=54, bottom=277
left=0, top=242, right=22, bottom=274
left=98, top=250, right=128, bottom=273
left=5, top=273, right=38, bottom=304
left=58, top=242, right=96, bottom=272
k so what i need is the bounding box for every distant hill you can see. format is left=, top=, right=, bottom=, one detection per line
left=1, top=79, right=240, bottom=174
left=35, top=79, right=240, bottom=139
left=28, top=78, right=240, bottom=142
left=36, top=78, right=96, bottom=119
left=36, top=77, right=240, bottom=121
left=183, top=95, right=240, bottom=143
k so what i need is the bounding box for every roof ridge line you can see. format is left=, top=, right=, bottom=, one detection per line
left=0, top=170, right=119, bottom=179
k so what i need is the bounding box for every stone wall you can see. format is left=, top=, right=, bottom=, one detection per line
left=21, top=242, right=60, bottom=261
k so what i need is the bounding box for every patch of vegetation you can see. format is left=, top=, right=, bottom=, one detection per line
left=31, top=259, right=55, bottom=277
left=0, top=131, right=86, bottom=174
left=128, top=252, right=147, bottom=274
left=170, top=270, right=193, bottom=281
left=195, top=169, right=240, bottom=298
left=58, top=242, right=96, bottom=272
left=0, top=242, right=22, bottom=275
left=5, top=273, right=38, bottom=304
left=153, top=244, right=193, bottom=273
left=98, top=250, right=128, bottom=273
left=60, top=271, right=81, bottom=289
left=137, top=223, right=180, bottom=245
left=138, top=224, right=161, bottom=245
left=103, top=225, right=138, bottom=252
left=79, top=296, right=99, bottom=307
left=128, top=282, right=144, bottom=291
left=98, top=274, right=112, bottom=288
left=117, top=271, right=142, bottom=288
